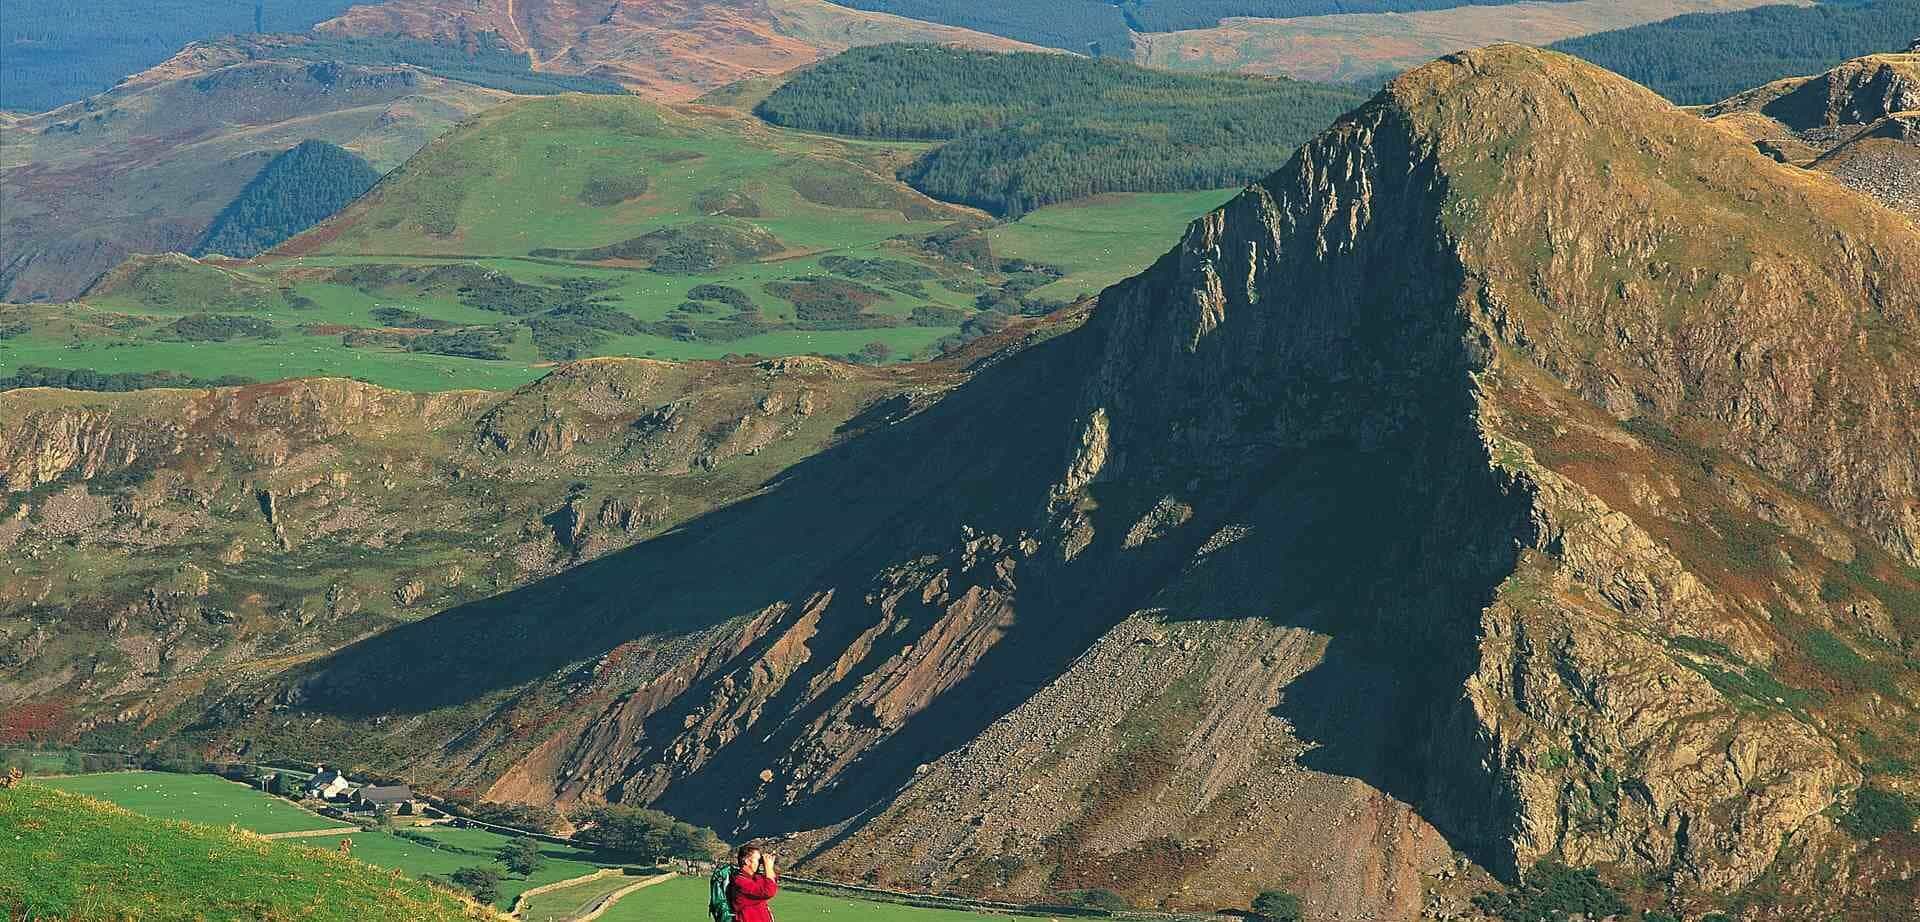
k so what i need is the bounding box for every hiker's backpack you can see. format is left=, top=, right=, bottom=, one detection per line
left=709, top=864, right=735, bottom=922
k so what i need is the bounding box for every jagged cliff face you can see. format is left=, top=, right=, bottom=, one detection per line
left=8, top=45, right=1919, bottom=921
left=792, top=48, right=1920, bottom=916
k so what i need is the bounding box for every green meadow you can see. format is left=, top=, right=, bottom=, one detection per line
left=988, top=189, right=1238, bottom=300
left=41, top=771, right=341, bottom=835
left=326, top=825, right=622, bottom=908
left=2, top=94, right=1228, bottom=393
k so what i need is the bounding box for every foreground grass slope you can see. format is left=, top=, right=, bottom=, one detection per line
left=0, top=783, right=491, bottom=921
left=38, top=772, right=624, bottom=910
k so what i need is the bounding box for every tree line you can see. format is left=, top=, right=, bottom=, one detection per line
left=1551, top=0, right=1920, bottom=105
left=755, top=45, right=1364, bottom=218
left=194, top=140, right=382, bottom=259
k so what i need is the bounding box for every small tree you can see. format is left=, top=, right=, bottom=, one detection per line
left=1252, top=889, right=1304, bottom=922
left=62, top=751, right=84, bottom=774
left=375, top=805, right=396, bottom=831
left=1064, top=889, right=1128, bottom=910
left=398, top=800, right=415, bottom=816
left=448, top=866, right=501, bottom=905
left=499, top=837, right=545, bottom=876
left=570, top=805, right=721, bottom=862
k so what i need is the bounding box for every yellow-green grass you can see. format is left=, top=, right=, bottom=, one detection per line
left=41, top=771, right=340, bottom=835
left=987, top=189, right=1237, bottom=300
left=517, top=873, right=645, bottom=922
left=0, top=783, right=488, bottom=922
left=595, top=875, right=1018, bottom=922
left=308, top=825, right=624, bottom=908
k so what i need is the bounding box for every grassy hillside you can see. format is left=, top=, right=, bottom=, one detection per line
left=0, top=56, right=510, bottom=303
left=34, top=772, right=635, bottom=909
left=0, top=782, right=491, bottom=921
left=754, top=45, right=1363, bottom=217
left=1551, top=0, right=1920, bottom=104
left=5, top=93, right=1230, bottom=389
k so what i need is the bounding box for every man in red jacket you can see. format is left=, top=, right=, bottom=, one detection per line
left=728, top=844, right=779, bottom=922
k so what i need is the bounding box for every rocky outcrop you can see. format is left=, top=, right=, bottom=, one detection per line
left=1707, top=53, right=1920, bottom=133
left=1812, top=114, right=1920, bottom=213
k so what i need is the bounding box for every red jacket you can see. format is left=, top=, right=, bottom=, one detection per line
left=727, top=871, right=778, bottom=922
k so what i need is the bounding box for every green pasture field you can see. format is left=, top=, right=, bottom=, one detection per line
left=40, top=771, right=342, bottom=835
left=596, top=874, right=1023, bottom=922
left=518, top=872, right=649, bottom=922
left=987, top=188, right=1238, bottom=300
left=311, top=824, right=623, bottom=908
left=5, top=94, right=1229, bottom=392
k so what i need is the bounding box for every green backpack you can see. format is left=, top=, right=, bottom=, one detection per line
left=709, top=864, right=735, bottom=922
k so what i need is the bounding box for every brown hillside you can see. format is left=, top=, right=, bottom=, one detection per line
left=314, top=0, right=1044, bottom=101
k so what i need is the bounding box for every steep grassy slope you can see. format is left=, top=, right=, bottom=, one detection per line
left=0, top=56, right=510, bottom=302
left=313, top=0, right=1044, bottom=102
left=0, top=782, right=493, bottom=921
left=8, top=45, right=1920, bottom=922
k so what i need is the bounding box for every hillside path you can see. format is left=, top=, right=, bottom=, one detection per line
left=571, top=873, right=672, bottom=922
left=505, top=0, right=533, bottom=57
left=259, top=826, right=362, bottom=839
